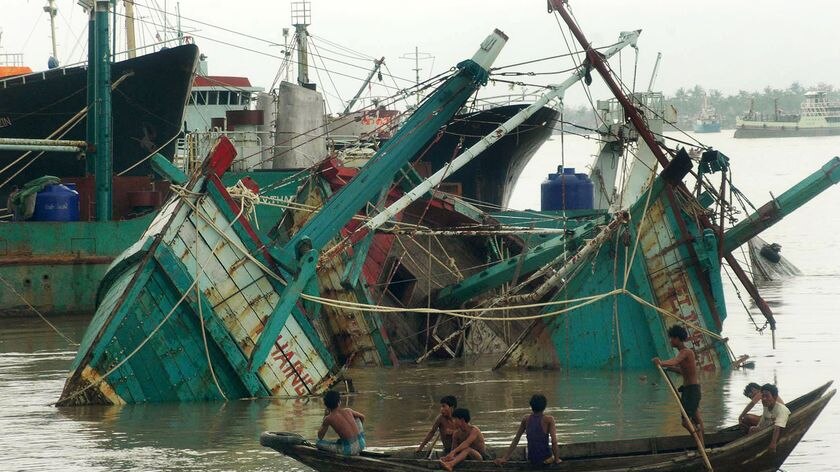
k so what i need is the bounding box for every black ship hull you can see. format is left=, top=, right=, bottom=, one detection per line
left=422, top=104, right=559, bottom=207
left=0, top=44, right=199, bottom=194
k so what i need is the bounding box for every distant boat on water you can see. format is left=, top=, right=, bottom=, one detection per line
left=735, top=91, right=840, bottom=138
left=693, top=93, right=721, bottom=133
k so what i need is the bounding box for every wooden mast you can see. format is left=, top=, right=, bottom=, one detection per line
left=550, top=0, right=777, bottom=338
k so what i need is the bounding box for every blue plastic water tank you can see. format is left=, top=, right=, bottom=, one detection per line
left=540, top=166, right=594, bottom=211
left=31, top=183, right=80, bottom=221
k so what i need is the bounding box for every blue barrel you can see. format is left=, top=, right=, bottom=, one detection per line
left=540, top=166, right=594, bottom=211
left=31, top=183, right=80, bottom=221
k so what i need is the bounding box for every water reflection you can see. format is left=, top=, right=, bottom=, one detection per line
left=1, top=279, right=836, bottom=471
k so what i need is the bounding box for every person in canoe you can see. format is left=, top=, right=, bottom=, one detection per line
left=739, top=382, right=785, bottom=431
left=417, top=395, right=458, bottom=454
left=653, top=325, right=705, bottom=447
left=316, top=390, right=366, bottom=456
left=748, top=383, right=791, bottom=453
left=439, top=408, right=490, bottom=471
left=494, top=393, right=562, bottom=466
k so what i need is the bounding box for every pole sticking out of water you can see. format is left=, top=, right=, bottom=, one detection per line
left=656, top=365, right=714, bottom=472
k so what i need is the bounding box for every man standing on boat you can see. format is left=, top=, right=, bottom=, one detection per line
left=749, top=383, right=790, bottom=454
left=653, top=325, right=705, bottom=447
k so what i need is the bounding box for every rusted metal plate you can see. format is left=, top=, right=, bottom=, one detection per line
left=640, top=200, right=719, bottom=371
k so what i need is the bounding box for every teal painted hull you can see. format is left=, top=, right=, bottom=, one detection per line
left=486, top=169, right=732, bottom=370
left=693, top=121, right=721, bottom=133
left=0, top=216, right=156, bottom=316
left=58, top=159, right=340, bottom=404
left=0, top=171, right=299, bottom=317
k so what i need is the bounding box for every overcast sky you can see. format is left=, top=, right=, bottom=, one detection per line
left=3, top=0, right=839, bottom=110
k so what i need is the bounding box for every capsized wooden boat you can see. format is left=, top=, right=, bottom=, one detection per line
left=261, top=383, right=834, bottom=472
left=57, top=29, right=511, bottom=405
left=57, top=139, right=343, bottom=405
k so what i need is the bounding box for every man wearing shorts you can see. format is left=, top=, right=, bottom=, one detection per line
left=316, top=390, right=366, bottom=456
left=653, top=325, right=705, bottom=448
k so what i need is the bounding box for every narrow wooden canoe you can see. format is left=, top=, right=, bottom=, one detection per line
left=261, top=383, right=834, bottom=472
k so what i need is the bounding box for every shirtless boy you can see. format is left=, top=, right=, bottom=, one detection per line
left=653, top=325, right=705, bottom=447
left=439, top=408, right=488, bottom=471
left=417, top=395, right=458, bottom=454
left=316, top=390, right=366, bottom=456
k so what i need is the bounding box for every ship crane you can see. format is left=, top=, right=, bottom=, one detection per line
left=647, top=51, right=661, bottom=92
left=342, top=57, right=385, bottom=115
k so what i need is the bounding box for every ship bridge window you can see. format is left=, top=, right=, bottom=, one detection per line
left=229, top=92, right=240, bottom=105
left=194, top=91, right=207, bottom=105
left=207, top=91, right=219, bottom=105
left=219, top=91, right=230, bottom=105
left=242, top=93, right=252, bottom=106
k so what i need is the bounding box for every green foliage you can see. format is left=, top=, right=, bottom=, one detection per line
left=665, top=83, right=840, bottom=128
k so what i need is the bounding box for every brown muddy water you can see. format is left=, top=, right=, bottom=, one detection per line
left=1, top=133, right=838, bottom=471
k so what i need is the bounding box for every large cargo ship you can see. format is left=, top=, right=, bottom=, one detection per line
left=734, top=91, right=840, bottom=138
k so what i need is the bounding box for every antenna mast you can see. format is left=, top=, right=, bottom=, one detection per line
left=124, top=0, right=136, bottom=58
left=44, top=0, right=59, bottom=66
left=291, top=1, right=311, bottom=86
left=400, top=47, right=434, bottom=106
left=282, top=28, right=290, bottom=83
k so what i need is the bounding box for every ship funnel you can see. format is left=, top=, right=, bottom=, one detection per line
left=470, top=28, right=508, bottom=70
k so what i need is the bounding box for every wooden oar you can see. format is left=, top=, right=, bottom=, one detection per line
left=426, top=432, right=440, bottom=459
left=656, top=364, right=714, bottom=472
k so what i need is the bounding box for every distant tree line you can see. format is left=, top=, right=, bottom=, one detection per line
left=555, top=83, right=840, bottom=133
left=667, top=83, right=840, bottom=128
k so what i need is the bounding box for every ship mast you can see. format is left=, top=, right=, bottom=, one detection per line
left=550, top=0, right=777, bottom=340
left=647, top=52, right=661, bottom=92
left=124, top=0, right=137, bottom=58
left=81, top=0, right=113, bottom=221
left=44, top=0, right=59, bottom=66
left=291, top=1, right=311, bottom=86
left=342, top=57, right=384, bottom=114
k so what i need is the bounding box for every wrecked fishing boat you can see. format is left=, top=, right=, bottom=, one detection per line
left=416, top=1, right=840, bottom=370
left=57, top=29, right=513, bottom=404
left=57, top=1, right=840, bottom=405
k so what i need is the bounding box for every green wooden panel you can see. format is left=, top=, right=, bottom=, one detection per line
left=153, top=242, right=269, bottom=398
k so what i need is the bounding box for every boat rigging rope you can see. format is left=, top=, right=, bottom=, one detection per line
left=194, top=205, right=229, bottom=401
left=116, top=6, right=419, bottom=87
left=116, top=131, right=181, bottom=176
left=171, top=170, right=728, bottom=357
left=622, top=166, right=659, bottom=289
left=0, top=273, right=79, bottom=346
left=489, top=41, right=622, bottom=71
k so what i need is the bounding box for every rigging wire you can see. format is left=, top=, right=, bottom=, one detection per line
left=308, top=37, right=344, bottom=113
left=125, top=3, right=418, bottom=86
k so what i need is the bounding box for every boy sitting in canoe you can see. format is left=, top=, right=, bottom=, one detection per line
left=494, top=393, right=562, bottom=466
left=739, top=382, right=784, bottom=431
left=748, top=383, right=790, bottom=454
left=439, top=408, right=489, bottom=471
left=316, top=390, right=366, bottom=456
left=417, top=395, right=458, bottom=454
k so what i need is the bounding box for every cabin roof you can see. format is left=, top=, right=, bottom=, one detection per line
left=194, top=75, right=253, bottom=88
